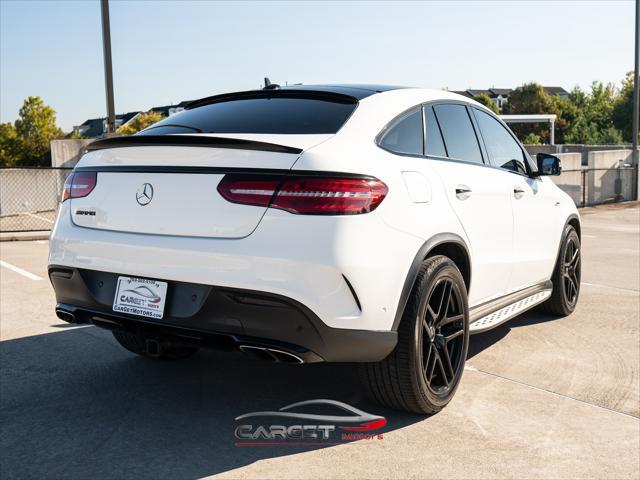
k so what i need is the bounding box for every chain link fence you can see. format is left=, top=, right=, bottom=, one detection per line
left=0, top=167, right=72, bottom=232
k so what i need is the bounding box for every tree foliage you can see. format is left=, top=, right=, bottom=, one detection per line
left=0, top=96, right=64, bottom=166
left=504, top=78, right=631, bottom=145
left=117, top=111, right=165, bottom=136
left=612, top=71, right=637, bottom=143
left=473, top=93, right=499, bottom=114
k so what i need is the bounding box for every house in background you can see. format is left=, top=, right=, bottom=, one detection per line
left=150, top=100, right=192, bottom=118
left=451, top=86, right=569, bottom=112
left=73, top=100, right=193, bottom=139
left=73, top=111, right=141, bottom=138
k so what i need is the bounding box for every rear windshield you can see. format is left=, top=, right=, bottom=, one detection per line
left=139, top=97, right=357, bottom=135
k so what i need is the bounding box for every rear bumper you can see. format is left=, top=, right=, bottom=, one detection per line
left=49, top=201, right=423, bottom=331
left=49, top=266, right=397, bottom=363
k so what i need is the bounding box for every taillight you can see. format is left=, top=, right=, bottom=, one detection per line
left=62, top=171, right=97, bottom=202
left=218, top=175, right=388, bottom=215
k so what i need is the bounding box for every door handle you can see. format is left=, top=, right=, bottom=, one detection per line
left=513, top=187, right=525, bottom=199
left=455, top=185, right=472, bottom=200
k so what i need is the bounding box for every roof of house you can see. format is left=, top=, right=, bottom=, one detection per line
left=75, top=111, right=141, bottom=138
left=543, top=86, right=569, bottom=96
left=466, top=89, right=491, bottom=97
left=451, top=90, right=474, bottom=98
left=489, top=88, right=512, bottom=96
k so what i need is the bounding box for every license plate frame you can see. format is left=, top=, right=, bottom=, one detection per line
left=112, top=276, right=168, bottom=319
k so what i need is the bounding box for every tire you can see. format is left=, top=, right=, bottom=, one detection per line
left=360, top=255, right=469, bottom=414
left=112, top=330, right=198, bottom=360
left=539, top=225, right=581, bottom=316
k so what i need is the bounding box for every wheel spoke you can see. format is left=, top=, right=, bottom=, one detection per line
left=438, top=343, right=455, bottom=380
left=437, top=313, right=464, bottom=327
left=427, top=348, right=438, bottom=382
left=422, top=319, right=431, bottom=336
left=426, top=305, right=438, bottom=322
left=444, top=329, right=464, bottom=342
left=436, top=355, right=449, bottom=386
left=423, top=342, right=433, bottom=372
left=435, top=281, right=452, bottom=320
left=570, top=247, right=580, bottom=267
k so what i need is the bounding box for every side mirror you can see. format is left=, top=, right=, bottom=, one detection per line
left=536, top=153, right=561, bottom=176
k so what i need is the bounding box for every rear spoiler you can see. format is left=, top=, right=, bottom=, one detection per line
left=84, top=135, right=303, bottom=155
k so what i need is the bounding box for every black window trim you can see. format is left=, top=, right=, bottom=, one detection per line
left=375, top=99, right=539, bottom=178
left=424, top=105, right=449, bottom=158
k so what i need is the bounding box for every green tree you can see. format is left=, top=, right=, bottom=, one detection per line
left=0, top=122, right=20, bottom=166
left=502, top=83, right=561, bottom=143
left=473, top=93, right=499, bottom=114
left=13, top=96, right=64, bottom=165
left=564, top=82, right=623, bottom=144
left=612, top=71, right=636, bottom=143
left=522, top=132, right=542, bottom=145
left=117, top=111, right=164, bottom=136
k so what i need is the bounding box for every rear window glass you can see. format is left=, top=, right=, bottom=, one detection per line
left=139, top=97, right=357, bottom=135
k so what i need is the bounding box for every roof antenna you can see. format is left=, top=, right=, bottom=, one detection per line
left=263, top=77, right=280, bottom=90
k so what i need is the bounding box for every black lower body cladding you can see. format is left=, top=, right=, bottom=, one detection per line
left=48, top=266, right=397, bottom=363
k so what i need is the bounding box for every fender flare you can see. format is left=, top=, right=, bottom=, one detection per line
left=550, top=213, right=581, bottom=275
left=391, top=233, right=470, bottom=331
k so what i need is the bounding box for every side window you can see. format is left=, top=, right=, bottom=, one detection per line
left=424, top=106, right=447, bottom=157
left=433, top=104, right=483, bottom=164
left=378, top=109, right=423, bottom=156
left=474, top=109, right=528, bottom=175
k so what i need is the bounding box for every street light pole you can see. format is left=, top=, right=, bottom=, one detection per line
left=100, top=0, right=116, bottom=135
left=633, top=0, right=640, bottom=199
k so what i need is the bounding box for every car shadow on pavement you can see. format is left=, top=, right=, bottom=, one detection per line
left=0, top=326, right=423, bottom=480
left=467, top=311, right=564, bottom=359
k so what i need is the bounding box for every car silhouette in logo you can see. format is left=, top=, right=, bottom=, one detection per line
left=121, top=285, right=162, bottom=304
left=235, top=399, right=387, bottom=431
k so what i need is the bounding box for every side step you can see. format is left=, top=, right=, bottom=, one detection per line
left=469, top=286, right=552, bottom=334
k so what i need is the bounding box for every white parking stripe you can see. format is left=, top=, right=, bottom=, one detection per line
left=581, top=282, right=638, bottom=293
left=0, top=260, right=43, bottom=281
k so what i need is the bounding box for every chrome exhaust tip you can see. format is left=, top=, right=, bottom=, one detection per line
left=238, top=345, right=304, bottom=364
left=55, top=309, right=76, bottom=323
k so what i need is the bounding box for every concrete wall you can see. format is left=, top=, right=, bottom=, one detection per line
left=50, top=139, right=94, bottom=168
left=586, top=150, right=634, bottom=205
left=549, top=153, right=582, bottom=206
left=0, top=168, right=70, bottom=216
left=525, top=144, right=632, bottom=166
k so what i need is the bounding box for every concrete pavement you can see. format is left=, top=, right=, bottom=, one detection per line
left=1, top=205, right=638, bottom=479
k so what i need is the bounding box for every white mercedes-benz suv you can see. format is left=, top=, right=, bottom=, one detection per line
left=49, top=85, right=581, bottom=414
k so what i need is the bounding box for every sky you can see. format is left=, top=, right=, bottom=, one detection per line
left=0, top=0, right=635, bottom=131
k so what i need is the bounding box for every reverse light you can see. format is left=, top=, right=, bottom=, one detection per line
left=62, top=171, right=97, bottom=202
left=218, top=175, right=388, bottom=215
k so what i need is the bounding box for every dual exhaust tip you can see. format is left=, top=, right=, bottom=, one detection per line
left=56, top=308, right=77, bottom=324
left=238, top=345, right=304, bottom=364
left=55, top=308, right=305, bottom=364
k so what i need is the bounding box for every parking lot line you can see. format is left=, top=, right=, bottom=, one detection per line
left=0, top=260, right=43, bottom=281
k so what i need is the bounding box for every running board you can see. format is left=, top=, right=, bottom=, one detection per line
left=469, top=282, right=552, bottom=334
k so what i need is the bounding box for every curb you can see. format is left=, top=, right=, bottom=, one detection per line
left=0, top=231, right=50, bottom=242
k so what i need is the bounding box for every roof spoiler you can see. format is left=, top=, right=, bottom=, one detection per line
left=84, top=135, right=303, bottom=155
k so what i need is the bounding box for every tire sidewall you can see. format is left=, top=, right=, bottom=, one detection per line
left=556, top=226, right=581, bottom=313
left=410, top=258, right=469, bottom=410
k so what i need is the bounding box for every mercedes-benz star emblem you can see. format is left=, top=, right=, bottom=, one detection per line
left=136, top=183, right=154, bottom=206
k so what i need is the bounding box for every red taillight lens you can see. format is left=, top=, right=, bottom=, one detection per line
left=217, top=175, right=280, bottom=208
left=217, top=175, right=388, bottom=215
left=62, top=171, right=97, bottom=202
